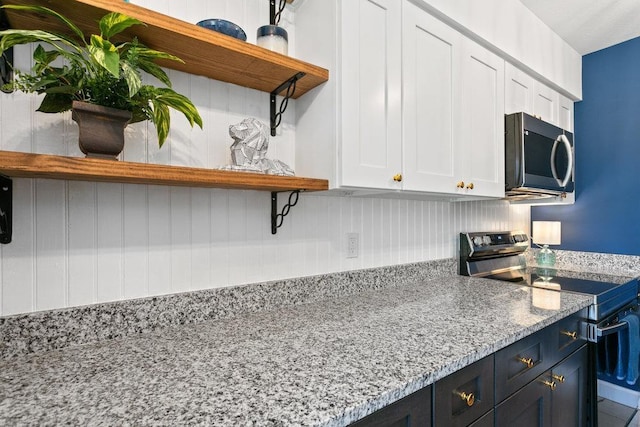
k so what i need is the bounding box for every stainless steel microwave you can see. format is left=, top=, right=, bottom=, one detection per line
left=504, top=112, right=574, bottom=200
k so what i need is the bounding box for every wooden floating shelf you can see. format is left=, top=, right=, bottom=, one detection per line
left=1, top=0, right=329, bottom=98
left=0, top=151, right=329, bottom=193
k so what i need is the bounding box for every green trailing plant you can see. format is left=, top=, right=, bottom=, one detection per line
left=0, top=4, right=203, bottom=147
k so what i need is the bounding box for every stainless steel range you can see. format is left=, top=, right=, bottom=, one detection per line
left=459, top=231, right=638, bottom=330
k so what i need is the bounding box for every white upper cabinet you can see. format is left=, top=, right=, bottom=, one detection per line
left=402, top=2, right=462, bottom=193
left=505, top=65, right=534, bottom=114
left=504, top=63, right=574, bottom=131
left=533, top=81, right=558, bottom=126
left=341, top=0, right=402, bottom=190
left=460, top=39, right=505, bottom=198
left=295, top=1, right=577, bottom=200
left=402, top=2, right=504, bottom=197
left=558, top=94, right=574, bottom=132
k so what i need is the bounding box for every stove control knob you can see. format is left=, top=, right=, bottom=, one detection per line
left=473, top=236, right=483, bottom=246
left=482, top=235, right=491, bottom=245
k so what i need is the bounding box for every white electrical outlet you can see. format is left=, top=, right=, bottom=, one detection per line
left=347, top=233, right=359, bottom=258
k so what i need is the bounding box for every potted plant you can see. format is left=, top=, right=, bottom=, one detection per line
left=0, top=4, right=203, bottom=159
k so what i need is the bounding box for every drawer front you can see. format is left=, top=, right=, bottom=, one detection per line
left=549, top=310, right=586, bottom=365
left=495, top=326, right=553, bottom=403
left=435, top=355, right=494, bottom=427
left=349, top=386, right=431, bottom=427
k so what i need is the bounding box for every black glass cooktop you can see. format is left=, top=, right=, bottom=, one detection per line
left=482, top=267, right=636, bottom=298
left=481, top=267, right=638, bottom=320
left=529, top=274, right=626, bottom=296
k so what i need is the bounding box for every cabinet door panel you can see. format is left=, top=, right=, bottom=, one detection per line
left=505, top=63, right=534, bottom=114
left=533, top=81, right=559, bottom=126
left=341, top=0, right=401, bottom=189
left=558, top=93, right=574, bottom=131
left=496, top=377, right=552, bottom=427
left=469, top=409, right=494, bottom=427
left=552, top=345, right=588, bottom=427
left=402, top=1, right=461, bottom=193
left=461, top=40, right=505, bottom=197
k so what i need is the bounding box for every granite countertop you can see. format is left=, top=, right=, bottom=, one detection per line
left=0, top=275, right=592, bottom=426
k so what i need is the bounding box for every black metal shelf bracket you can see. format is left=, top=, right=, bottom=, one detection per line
left=270, top=72, right=305, bottom=137
left=271, top=190, right=300, bottom=234
left=270, top=0, right=287, bottom=25
left=0, top=175, right=12, bottom=244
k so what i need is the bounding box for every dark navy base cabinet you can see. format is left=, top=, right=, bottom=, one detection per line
left=349, top=387, right=432, bottom=427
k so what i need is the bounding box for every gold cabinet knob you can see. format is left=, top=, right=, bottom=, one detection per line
left=456, top=391, right=475, bottom=407
left=456, top=181, right=465, bottom=188
left=561, top=330, right=578, bottom=340
left=466, top=183, right=474, bottom=190
left=518, top=356, right=535, bottom=369
left=552, top=374, right=565, bottom=383
left=541, top=379, right=557, bottom=391
left=393, top=174, right=402, bottom=182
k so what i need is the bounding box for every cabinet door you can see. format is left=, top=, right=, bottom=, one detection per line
left=495, top=374, right=553, bottom=427
left=505, top=63, right=535, bottom=114
left=551, top=345, right=589, bottom=427
left=533, top=81, right=559, bottom=126
left=341, top=0, right=402, bottom=190
left=460, top=39, right=505, bottom=198
left=401, top=1, right=462, bottom=193
left=558, top=93, right=574, bottom=132
left=349, top=386, right=431, bottom=427
left=469, top=410, right=494, bottom=427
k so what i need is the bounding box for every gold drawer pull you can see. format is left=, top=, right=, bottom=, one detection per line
left=541, top=379, right=557, bottom=391
left=456, top=181, right=465, bottom=188
left=393, top=174, right=402, bottom=182
left=552, top=374, right=565, bottom=383
left=561, top=330, right=578, bottom=340
left=466, top=182, right=474, bottom=190
left=518, top=356, right=535, bottom=369
left=456, top=391, right=475, bottom=407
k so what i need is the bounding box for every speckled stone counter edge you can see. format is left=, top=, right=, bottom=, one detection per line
left=0, top=258, right=455, bottom=358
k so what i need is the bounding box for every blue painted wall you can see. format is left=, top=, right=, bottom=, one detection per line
left=531, top=37, right=640, bottom=256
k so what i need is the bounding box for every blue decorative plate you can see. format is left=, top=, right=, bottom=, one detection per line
left=196, top=19, right=247, bottom=41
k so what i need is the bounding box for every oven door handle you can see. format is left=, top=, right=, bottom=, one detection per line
left=596, top=320, right=628, bottom=338
left=582, top=320, right=629, bottom=342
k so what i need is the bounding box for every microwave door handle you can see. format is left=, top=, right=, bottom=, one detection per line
left=550, top=134, right=573, bottom=187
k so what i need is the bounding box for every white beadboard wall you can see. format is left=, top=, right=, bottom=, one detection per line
left=0, top=0, right=530, bottom=316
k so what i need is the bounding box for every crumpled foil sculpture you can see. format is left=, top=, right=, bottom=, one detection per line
left=220, top=118, right=294, bottom=176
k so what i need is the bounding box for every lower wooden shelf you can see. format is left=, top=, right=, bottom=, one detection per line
left=0, top=150, right=328, bottom=192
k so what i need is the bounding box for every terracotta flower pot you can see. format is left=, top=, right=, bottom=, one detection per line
left=71, top=101, right=132, bottom=160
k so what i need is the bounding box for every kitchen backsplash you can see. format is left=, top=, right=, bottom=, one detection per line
left=0, top=184, right=529, bottom=317
left=0, top=0, right=531, bottom=316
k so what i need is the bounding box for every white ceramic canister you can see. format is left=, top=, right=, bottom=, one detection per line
left=256, top=25, right=288, bottom=55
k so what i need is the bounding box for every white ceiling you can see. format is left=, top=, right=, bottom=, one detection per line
left=520, top=0, right=640, bottom=55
